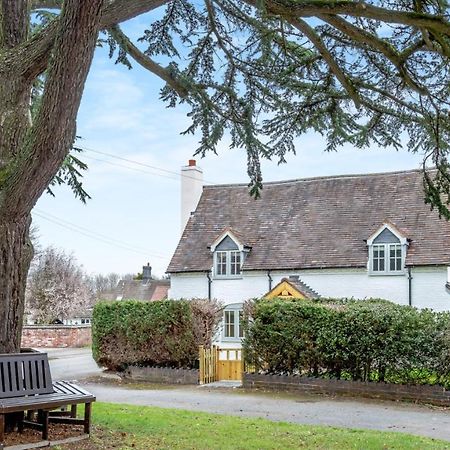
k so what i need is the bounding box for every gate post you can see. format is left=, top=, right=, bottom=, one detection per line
left=199, top=345, right=204, bottom=384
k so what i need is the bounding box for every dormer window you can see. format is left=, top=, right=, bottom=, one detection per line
left=367, top=223, right=408, bottom=276
left=210, top=229, right=249, bottom=278
left=216, top=250, right=241, bottom=276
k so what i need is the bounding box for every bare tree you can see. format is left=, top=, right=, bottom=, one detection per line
left=25, top=246, right=92, bottom=325
left=89, top=273, right=120, bottom=297
left=1, top=0, right=450, bottom=351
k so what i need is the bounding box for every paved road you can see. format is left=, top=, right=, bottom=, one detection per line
left=47, top=347, right=450, bottom=441
left=40, top=347, right=102, bottom=381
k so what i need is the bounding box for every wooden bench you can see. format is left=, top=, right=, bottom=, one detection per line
left=0, top=352, right=95, bottom=449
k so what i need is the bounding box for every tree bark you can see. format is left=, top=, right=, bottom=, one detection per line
left=0, top=0, right=104, bottom=353
left=0, top=216, right=33, bottom=352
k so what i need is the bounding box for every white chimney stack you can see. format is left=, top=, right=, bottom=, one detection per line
left=181, top=159, right=203, bottom=234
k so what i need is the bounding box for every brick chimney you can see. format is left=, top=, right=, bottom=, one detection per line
left=142, top=263, right=152, bottom=281
left=181, top=159, right=203, bottom=234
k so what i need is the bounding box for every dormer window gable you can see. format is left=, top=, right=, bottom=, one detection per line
left=210, top=229, right=249, bottom=278
left=367, top=222, right=408, bottom=276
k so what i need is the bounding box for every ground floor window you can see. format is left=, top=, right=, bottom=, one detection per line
left=223, top=304, right=244, bottom=340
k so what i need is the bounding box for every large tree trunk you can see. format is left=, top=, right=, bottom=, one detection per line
left=0, top=1, right=33, bottom=353
left=0, top=0, right=104, bottom=354
left=0, top=217, right=33, bottom=352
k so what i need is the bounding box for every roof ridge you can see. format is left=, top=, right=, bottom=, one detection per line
left=204, top=168, right=425, bottom=189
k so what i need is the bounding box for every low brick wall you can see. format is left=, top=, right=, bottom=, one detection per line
left=125, top=366, right=199, bottom=385
left=243, top=373, right=450, bottom=406
left=21, top=325, right=92, bottom=348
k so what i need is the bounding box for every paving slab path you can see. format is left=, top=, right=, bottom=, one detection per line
left=47, top=347, right=450, bottom=441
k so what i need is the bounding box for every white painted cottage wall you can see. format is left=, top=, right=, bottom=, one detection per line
left=409, top=267, right=449, bottom=311
left=168, top=273, right=209, bottom=299
left=169, top=266, right=450, bottom=311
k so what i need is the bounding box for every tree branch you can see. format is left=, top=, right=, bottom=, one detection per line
left=289, top=17, right=361, bottom=107
left=1, top=0, right=104, bottom=218
left=320, top=15, right=428, bottom=95
left=10, top=0, right=169, bottom=81
left=264, top=0, right=450, bottom=36
left=30, top=0, right=62, bottom=10
left=108, top=24, right=189, bottom=97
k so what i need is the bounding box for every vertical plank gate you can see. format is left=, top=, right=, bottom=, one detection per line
left=199, top=345, right=218, bottom=384
left=217, top=348, right=242, bottom=381
left=200, top=346, right=248, bottom=383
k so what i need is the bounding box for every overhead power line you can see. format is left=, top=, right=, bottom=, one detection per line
left=82, top=154, right=181, bottom=181
left=33, top=209, right=169, bottom=260
left=80, top=146, right=217, bottom=184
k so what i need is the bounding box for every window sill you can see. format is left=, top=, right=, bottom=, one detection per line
left=213, top=276, right=243, bottom=280
left=222, top=337, right=243, bottom=342
left=368, top=271, right=406, bottom=277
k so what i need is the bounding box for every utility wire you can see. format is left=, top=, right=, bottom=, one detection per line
left=82, top=154, right=181, bottom=181
left=80, top=146, right=217, bottom=184
left=33, top=210, right=169, bottom=260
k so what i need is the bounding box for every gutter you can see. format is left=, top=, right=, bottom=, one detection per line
left=206, top=271, right=212, bottom=300
left=267, top=270, right=273, bottom=291
left=407, top=267, right=413, bottom=306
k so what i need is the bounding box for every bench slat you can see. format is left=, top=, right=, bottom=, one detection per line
left=0, top=353, right=54, bottom=398
left=0, top=393, right=95, bottom=413
left=53, top=381, right=91, bottom=397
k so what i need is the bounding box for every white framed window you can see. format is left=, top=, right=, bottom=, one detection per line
left=372, top=244, right=385, bottom=272
left=223, top=305, right=244, bottom=340
left=216, top=251, right=227, bottom=276
left=371, top=243, right=404, bottom=274
left=224, top=310, right=236, bottom=338
left=230, top=251, right=241, bottom=275
left=389, top=243, right=402, bottom=271
left=367, top=224, right=408, bottom=276
left=214, top=250, right=242, bottom=277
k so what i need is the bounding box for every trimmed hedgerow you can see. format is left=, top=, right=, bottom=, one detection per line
left=92, top=299, right=221, bottom=371
left=243, top=298, right=450, bottom=387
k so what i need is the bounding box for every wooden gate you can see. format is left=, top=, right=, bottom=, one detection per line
left=199, top=346, right=243, bottom=383
left=199, top=345, right=218, bottom=384
left=217, top=348, right=242, bottom=381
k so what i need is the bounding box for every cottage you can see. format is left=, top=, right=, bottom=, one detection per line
left=101, top=264, right=170, bottom=302
left=167, top=163, right=450, bottom=346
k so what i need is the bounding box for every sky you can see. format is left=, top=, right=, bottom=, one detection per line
left=32, top=13, right=424, bottom=278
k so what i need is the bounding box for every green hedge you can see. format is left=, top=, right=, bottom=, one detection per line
left=243, top=298, right=450, bottom=387
left=92, top=299, right=221, bottom=371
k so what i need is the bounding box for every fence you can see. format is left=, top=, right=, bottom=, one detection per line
left=199, top=345, right=219, bottom=384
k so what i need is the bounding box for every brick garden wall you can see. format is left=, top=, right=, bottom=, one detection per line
left=243, top=373, right=450, bottom=407
left=125, top=366, right=199, bottom=385
left=21, top=325, right=92, bottom=348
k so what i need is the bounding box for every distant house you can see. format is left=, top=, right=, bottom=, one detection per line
left=102, top=264, right=170, bottom=302
left=63, top=308, right=93, bottom=326
left=167, top=163, right=450, bottom=347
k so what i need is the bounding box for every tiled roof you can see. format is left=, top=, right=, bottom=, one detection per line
left=167, top=169, right=450, bottom=272
left=101, top=279, right=170, bottom=301
left=286, top=278, right=320, bottom=298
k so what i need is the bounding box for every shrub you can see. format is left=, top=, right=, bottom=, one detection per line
left=243, top=298, right=450, bottom=387
left=92, top=299, right=222, bottom=371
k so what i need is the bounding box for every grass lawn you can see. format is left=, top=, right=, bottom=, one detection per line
left=56, top=402, right=450, bottom=450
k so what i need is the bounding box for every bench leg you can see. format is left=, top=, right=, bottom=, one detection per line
left=41, top=411, right=49, bottom=441
left=84, top=403, right=91, bottom=434
left=0, top=413, right=4, bottom=450
left=71, top=404, right=77, bottom=418
left=17, top=412, right=24, bottom=433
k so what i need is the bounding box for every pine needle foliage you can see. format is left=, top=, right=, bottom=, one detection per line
left=33, top=0, right=450, bottom=210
